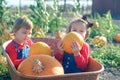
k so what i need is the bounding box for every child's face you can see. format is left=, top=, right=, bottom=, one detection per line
left=70, top=22, right=87, bottom=39
left=14, top=27, right=32, bottom=43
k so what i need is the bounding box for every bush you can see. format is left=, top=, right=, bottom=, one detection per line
left=0, top=55, right=9, bottom=76
left=90, top=11, right=120, bottom=42
left=91, top=44, right=120, bottom=67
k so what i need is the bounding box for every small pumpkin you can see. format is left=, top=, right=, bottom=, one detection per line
left=30, top=42, right=52, bottom=56
left=33, top=26, right=45, bottom=38
left=55, top=31, right=65, bottom=40
left=17, top=55, right=64, bottom=76
left=0, top=56, right=7, bottom=64
left=0, top=56, right=8, bottom=68
left=92, top=21, right=99, bottom=28
left=62, top=31, right=84, bottom=54
left=114, top=33, right=120, bottom=42
left=55, top=31, right=62, bottom=40
left=92, top=36, right=107, bottom=47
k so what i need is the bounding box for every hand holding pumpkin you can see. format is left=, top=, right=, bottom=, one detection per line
left=71, top=41, right=82, bottom=56
left=62, top=32, right=84, bottom=54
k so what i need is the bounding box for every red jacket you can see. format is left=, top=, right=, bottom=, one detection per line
left=6, top=39, right=33, bottom=68
left=55, top=42, right=91, bottom=71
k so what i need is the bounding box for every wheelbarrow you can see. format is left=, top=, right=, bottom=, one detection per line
left=2, top=38, right=104, bottom=80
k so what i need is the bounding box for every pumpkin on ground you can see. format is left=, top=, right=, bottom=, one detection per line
left=17, top=55, right=64, bottom=76
left=0, top=56, right=7, bottom=64
left=114, top=33, right=120, bottom=42
left=55, top=31, right=65, bottom=40
left=55, top=31, right=62, bottom=40
left=92, top=36, right=107, bottom=47
left=33, top=26, right=45, bottom=38
left=62, top=31, right=84, bottom=54
left=92, top=21, right=99, bottom=28
left=29, top=42, right=52, bottom=56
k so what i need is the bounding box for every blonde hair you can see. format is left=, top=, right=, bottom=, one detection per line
left=12, top=15, right=33, bottom=33
left=67, top=18, right=91, bottom=40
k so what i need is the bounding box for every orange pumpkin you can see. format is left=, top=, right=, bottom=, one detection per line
left=17, top=55, right=64, bottom=76
left=30, top=42, right=52, bottom=56
left=62, top=31, right=84, bottom=54
left=114, top=33, right=120, bottom=42
left=55, top=31, right=65, bottom=40
left=92, top=36, right=107, bottom=47
left=92, top=21, right=99, bottom=28
left=55, top=31, right=62, bottom=40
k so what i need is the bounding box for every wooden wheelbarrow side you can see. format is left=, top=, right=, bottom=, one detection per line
left=2, top=38, right=104, bottom=80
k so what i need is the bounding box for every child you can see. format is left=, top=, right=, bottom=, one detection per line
left=6, top=15, right=34, bottom=69
left=55, top=16, right=93, bottom=73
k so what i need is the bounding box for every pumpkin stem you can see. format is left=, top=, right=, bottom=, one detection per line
left=32, top=59, right=44, bottom=73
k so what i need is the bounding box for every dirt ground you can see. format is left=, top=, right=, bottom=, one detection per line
left=100, top=66, right=120, bottom=80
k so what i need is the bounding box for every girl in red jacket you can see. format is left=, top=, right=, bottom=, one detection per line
left=6, top=15, right=34, bottom=69
left=55, top=16, right=93, bottom=73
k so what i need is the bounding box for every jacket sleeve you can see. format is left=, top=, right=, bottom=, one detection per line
left=6, top=43, right=23, bottom=69
left=74, top=43, right=91, bottom=70
left=27, top=39, right=33, bottom=47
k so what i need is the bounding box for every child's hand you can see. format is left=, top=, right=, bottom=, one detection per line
left=57, top=40, right=64, bottom=55
left=71, top=41, right=82, bottom=56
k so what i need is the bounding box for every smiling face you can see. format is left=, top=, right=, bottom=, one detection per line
left=14, top=27, right=32, bottom=44
left=70, top=22, right=87, bottom=39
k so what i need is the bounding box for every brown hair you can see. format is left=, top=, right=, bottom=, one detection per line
left=67, top=17, right=93, bottom=40
left=12, top=15, right=33, bottom=33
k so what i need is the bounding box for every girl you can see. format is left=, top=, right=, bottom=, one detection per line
left=55, top=16, right=93, bottom=73
left=6, top=15, right=34, bottom=69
